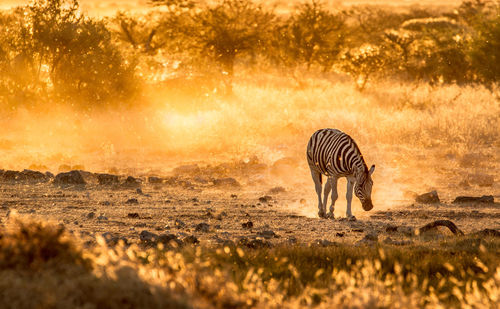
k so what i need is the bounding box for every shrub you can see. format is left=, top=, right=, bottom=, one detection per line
left=269, top=0, right=345, bottom=71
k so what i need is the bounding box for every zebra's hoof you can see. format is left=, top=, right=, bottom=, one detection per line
left=318, top=211, right=326, bottom=218
left=348, top=216, right=357, bottom=222
left=325, top=212, right=335, bottom=220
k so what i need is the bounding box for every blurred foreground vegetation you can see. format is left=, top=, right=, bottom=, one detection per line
left=0, top=216, right=498, bottom=308
left=0, top=0, right=499, bottom=108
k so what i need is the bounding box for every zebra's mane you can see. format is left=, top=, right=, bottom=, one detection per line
left=349, top=137, right=369, bottom=174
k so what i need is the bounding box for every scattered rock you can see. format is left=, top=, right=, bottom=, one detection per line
left=213, top=177, right=241, bottom=187
left=157, top=234, right=182, bottom=247
left=383, top=237, right=413, bottom=246
left=123, top=176, right=141, bottom=187
left=139, top=230, right=158, bottom=243
left=356, top=232, right=378, bottom=245
left=287, top=236, right=297, bottom=244
left=97, top=173, right=119, bottom=185
left=100, top=201, right=111, bottom=206
left=258, top=196, right=272, bottom=203
left=97, top=214, right=108, bottom=221
left=242, top=221, right=254, bottom=229
left=385, top=225, right=398, bottom=233
left=127, top=212, right=140, bottom=219
left=453, top=195, right=494, bottom=204
left=474, top=229, right=500, bottom=237
left=102, top=232, right=129, bottom=246
left=230, top=194, right=238, bottom=198
left=45, top=171, right=55, bottom=178
left=195, top=222, right=210, bottom=232
left=53, top=170, right=86, bottom=185
left=174, top=219, right=186, bottom=229
left=148, top=176, right=163, bottom=184
left=183, top=235, right=199, bottom=245
left=257, top=230, right=277, bottom=239
left=467, top=173, right=494, bottom=187
left=336, top=232, right=345, bottom=237
left=315, top=239, right=337, bottom=246
left=126, top=198, right=139, bottom=204
left=86, top=212, right=95, bottom=219
left=238, top=237, right=272, bottom=249
left=415, top=190, right=440, bottom=204
left=268, top=186, right=286, bottom=194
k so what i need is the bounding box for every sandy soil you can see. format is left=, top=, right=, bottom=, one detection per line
left=0, top=168, right=498, bottom=247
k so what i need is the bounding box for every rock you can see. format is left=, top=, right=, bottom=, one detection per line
left=183, top=235, right=199, bottom=245
left=257, top=230, right=277, bottom=239
left=97, top=173, right=119, bottom=185
left=195, top=222, right=210, bottom=232
left=258, top=196, right=272, bottom=203
left=415, top=191, right=440, bottom=204
left=126, top=198, right=139, bottom=204
left=174, top=219, right=186, bottom=229
left=213, top=177, right=241, bottom=187
left=242, top=221, right=253, bottom=229
left=230, top=194, right=238, bottom=198
left=468, top=173, right=494, bottom=187
left=383, top=237, right=412, bottom=246
left=356, top=232, right=378, bottom=245
left=21, top=169, right=49, bottom=183
left=148, top=176, right=163, bottom=184
left=86, top=212, right=95, bottom=219
left=453, top=195, right=494, bottom=204
left=100, top=201, right=111, bottom=206
left=238, top=237, right=272, bottom=249
left=475, top=229, right=500, bottom=237
left=45, top=171, right=55, bottom=178
left=97, top=214, right=108, bottom=221
left=157, top=234, right=182, bottom=247
left=386, top=225, right=398, bottom=233
left=127, top=212, right=140, bottom=219
left=123, top=176, right=141, bottom=187
left=139, top=230, right=158, bottom=243
left=336, top=232, right=345, bottom=237
left=102, top=232, right=129, bottom=246
left=268, top=186, right=286, bottom=194
left=173, top=164, right=200, bottom=175
left=315, top=239, right=337, bottom=246
left=287, top=236, right=297, bottom=244
left=54, top=170, right=86, bottom=185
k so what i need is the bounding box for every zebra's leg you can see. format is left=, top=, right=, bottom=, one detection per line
left=322, top=177, right=331, bottom=218
left=346, top=179, right=356, bottom=220
left=310, top=168, right=325, bottom=218
left=326, top=176, right=338, bottom=219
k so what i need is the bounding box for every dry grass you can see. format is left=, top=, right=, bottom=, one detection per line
left=0, top=216, right=498, bottom=308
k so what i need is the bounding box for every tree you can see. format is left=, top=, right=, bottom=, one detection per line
left=270, top=0, right=345, bottom=71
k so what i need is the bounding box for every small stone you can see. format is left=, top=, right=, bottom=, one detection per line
left=158, top=234, right=182, bottom=247
left=97, top=173, right=119, bottom=185
left=123, top=176, right=141, bottom=187
left=195, top=222, right=210, bottom=232
left=127, top=212, right=140, bottom=219
left=183, top=235, right=199, bottom=245
left=230, top=194, right=238, bottom=198
left=336, top=232, right=345, bottom=237
left=54, top=170, right=86, bottom=185
left=126, top=198, right=139, bottom=204
left=415, top=191, right=440, bottom=204
left=259, top=196, right=272, bottom=203
left=213, top=178, right=241, bottom=187
left=257, top=230, right=277, bottom=239
left=175, top=219, right=186, bottom=229
left=86, top=212, right=95, bottom=219
left=148, top=176, right=163, bottom=184
left=100, top=201, right=111, bottom=206
left=97, top=214, right=108, bottom=221
left=139, top=230, right=158, bottom=242
left=242, top=221, right=253, bottom=229
left=453, top=195, right=494, bottom=204
left=268, top=186, right=286, bottom=194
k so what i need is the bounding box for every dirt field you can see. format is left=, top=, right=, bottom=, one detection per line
left=1, top=162, right=498, bottom=248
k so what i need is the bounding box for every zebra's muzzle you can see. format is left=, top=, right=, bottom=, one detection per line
left=362, top=200, right=373, bottom=211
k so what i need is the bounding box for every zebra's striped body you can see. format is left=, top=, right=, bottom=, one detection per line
left=307, top=129, right=375, bottom=219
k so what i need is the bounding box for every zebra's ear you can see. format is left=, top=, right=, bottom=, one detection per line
left=369, top=164, right=375, bottom=175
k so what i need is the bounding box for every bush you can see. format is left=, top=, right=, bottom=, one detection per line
left=269, top=0, right=345, bottom=71
left=0, top=0, right=138, bottom=107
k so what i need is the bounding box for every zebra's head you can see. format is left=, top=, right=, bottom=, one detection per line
left=354, top=164, right=375, bottom=211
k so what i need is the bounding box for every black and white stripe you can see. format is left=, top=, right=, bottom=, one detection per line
left=307, top=128, right=375, bottom=219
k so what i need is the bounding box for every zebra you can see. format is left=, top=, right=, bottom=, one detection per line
left=306, top=128, right=375, bottom=220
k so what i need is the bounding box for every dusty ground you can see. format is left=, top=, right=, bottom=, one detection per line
left=0, top=165, right=498, bottom=248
